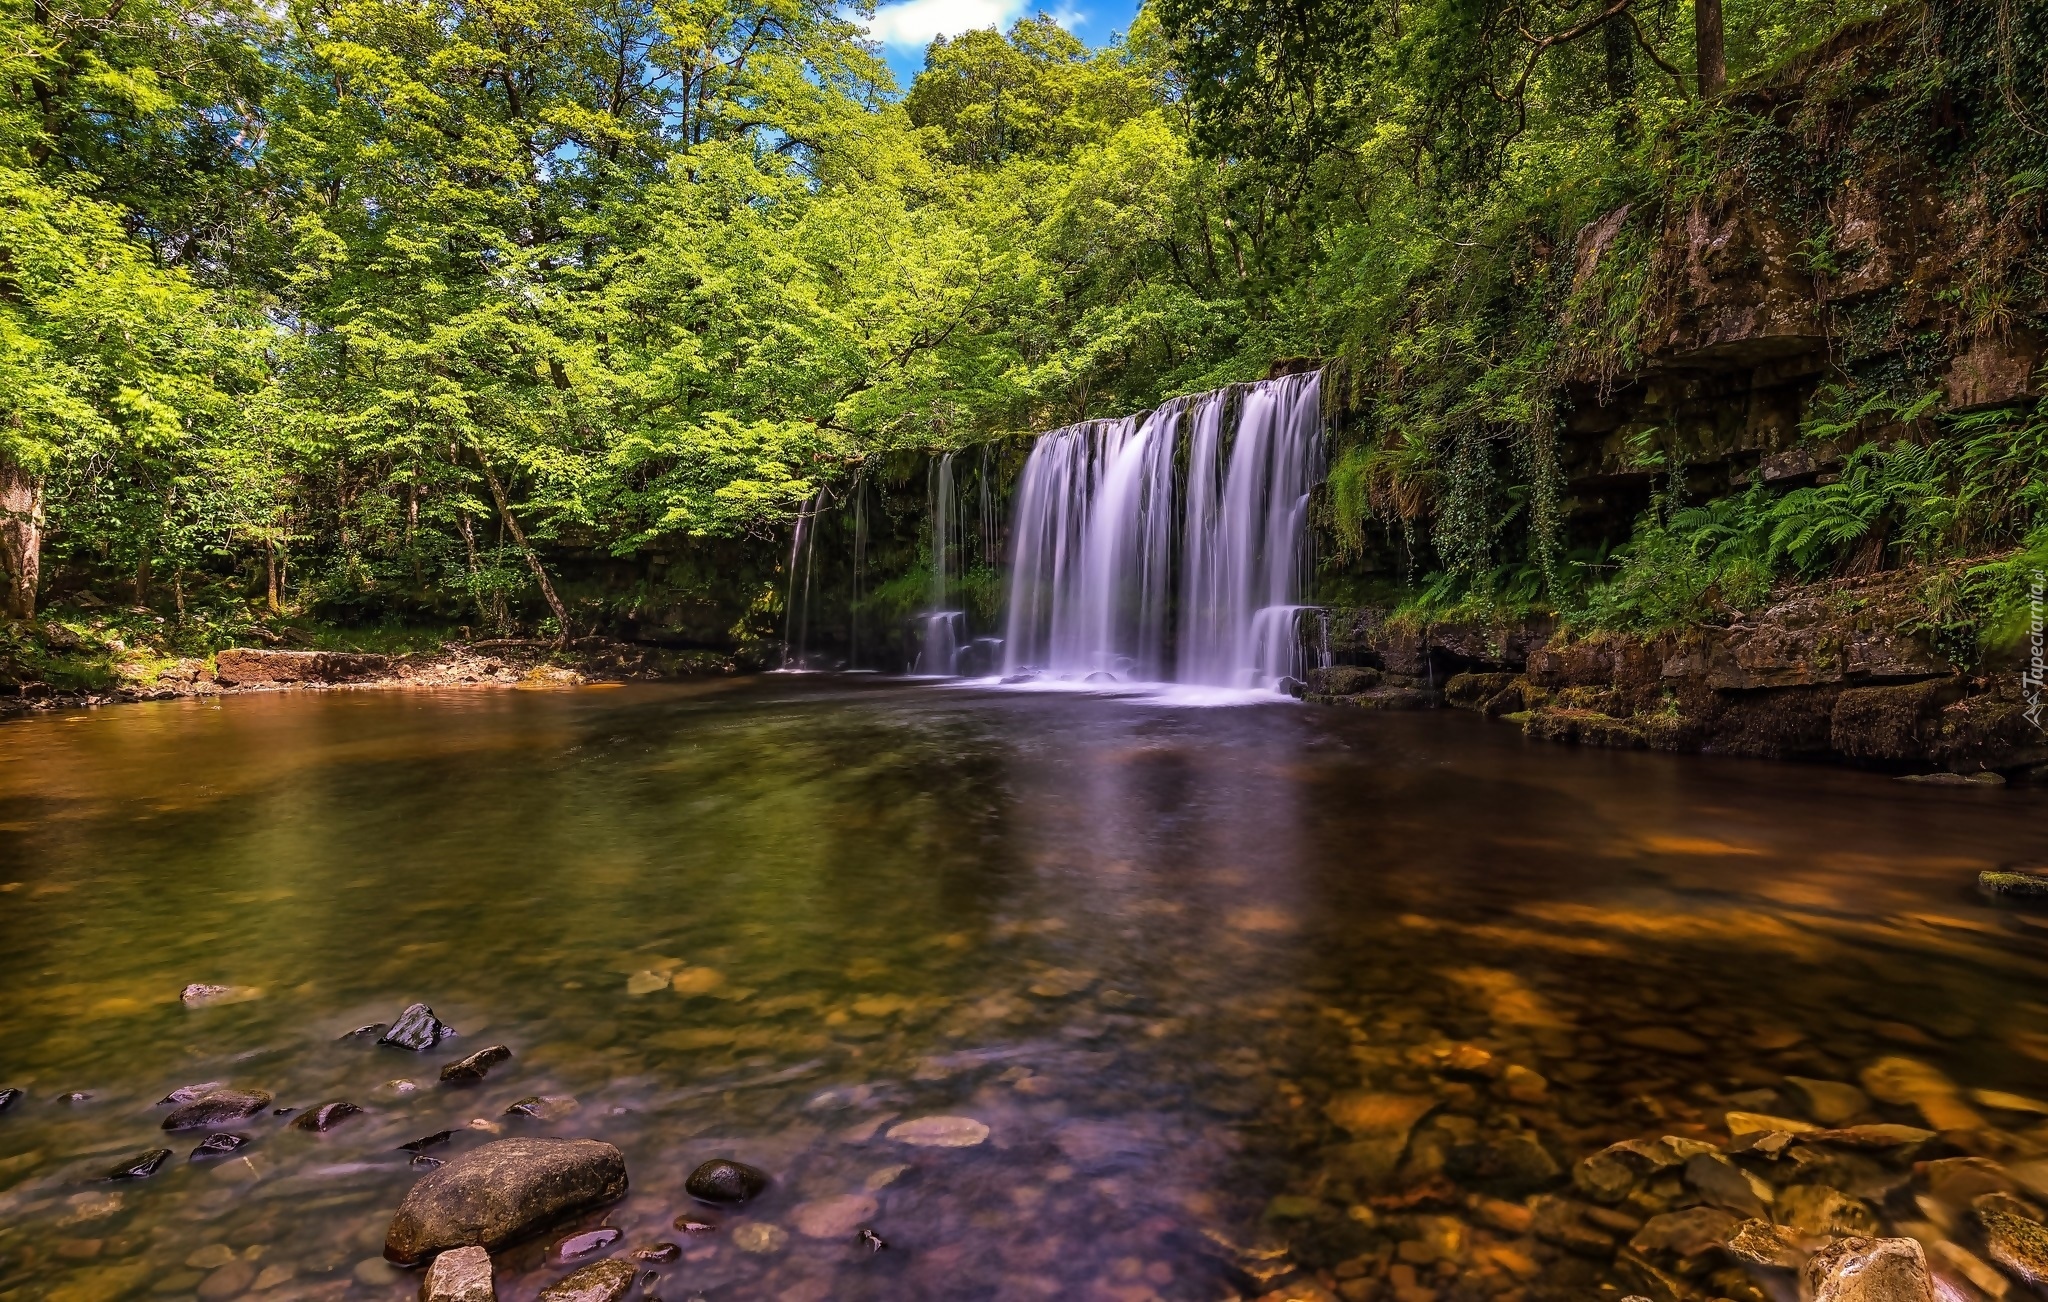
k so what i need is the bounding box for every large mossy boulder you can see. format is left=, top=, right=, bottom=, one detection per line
left=384, top=1137, right=628, bottom=1265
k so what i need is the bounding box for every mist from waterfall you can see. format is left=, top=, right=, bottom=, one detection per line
left=1001, top=371, right=1324, bottom=691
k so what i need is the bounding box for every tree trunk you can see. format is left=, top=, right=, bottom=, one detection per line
left=265, top=537, right=280, bottom=613
left=1695, top=0, right=1726, bottom=97
left=474, top=453, right=570, bottom=644
left=0, top=453, right=43, bottom=620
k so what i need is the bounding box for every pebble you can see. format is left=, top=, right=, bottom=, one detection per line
left=185, top=1245, right=237, bottom=1270
left=631, top=1243, right=681, bottom=1262
left=670, top=967, right=725, bottom=995
left=440, top=1045, right=512, bottom=1084
left=625, top=970, right=670, bottom=995
left=731, top=1223, right=788, bottom=1254
left=291, top=1100, right=363, bottom=1132
left=1784, top=1076, right=1871, bottom=1125
left=685, top=1158, right=768, bottom=1203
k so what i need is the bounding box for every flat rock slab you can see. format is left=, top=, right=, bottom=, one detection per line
left=384, top=1137, right=628, bottom=1265
left=536, top=1259, right=636, bottom=1302
left=162, top=1089, right=272, bottom=1131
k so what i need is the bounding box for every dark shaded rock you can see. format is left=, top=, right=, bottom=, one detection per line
left=1685, top=1152, right=1771, bottom=1217
left=413, top=1154, right=446, bottom=1170
left=400, top=1130, right=456, bottom=1153
left=421, top=1244, right=495, bottom=1302
left=1276, top=675, right=1306, bottom=699
left=159, top=1082, right=224, bottom=1106
left=1980, top=871, right=2048, bottom=900
left=1831, top=679, right=1963, bottom=760
left=340, top=1023, right=386, bottom=1040
left=188, top=1133, right=249, bottom=1160
left=1445, top=672, right=1518, bottom=709
left=213, top=647, right=388, bottom=685
left=378, top=1002, right=456, bottom=1051
left=548, top=1227, right=622, bottom=1264
left=859, top=1227, right=888, bottom=1252
left=1531, top=1195, right=1618, bottom=1257
left=1630, top=1206, right=1738, bottom=1260
left=1898, top=770, right=2004, bottom=786
left=1803, top=1236, right=1935, bottom=1302
left=292, top=1100, right=363, bottom=1132
left=0, top=1087, right=20, bottom=1112
left=440, top=1046, right=512, bottom=1085
left=504, top=1095, right=577, bottom=1121
left=631, top=1243, right=680, bottom=1263
left=1306, top=665, right=1381, bottom=696
left=685, top=1158, right=767, bottom=1204
left=162, top=1088, right=272, bottom=1132
left=383, top=1137, right=629, bottom=1264
left=107, top=1149, right=172, bottom=1180
left=1524, top=708, right=1646, bottom=749
left=536, top=1259, right=636, bottom=1302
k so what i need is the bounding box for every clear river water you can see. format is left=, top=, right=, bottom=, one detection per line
left=1, top=679, right=2045, bottom=1302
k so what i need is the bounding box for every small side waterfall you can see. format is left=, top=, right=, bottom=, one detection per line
left=914, top=453, right=965, bottom=675
left=1001, top=371, right=1324, bottom=691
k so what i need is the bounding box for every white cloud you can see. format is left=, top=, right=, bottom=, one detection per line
left=863, top=0, right=1085, bottom=50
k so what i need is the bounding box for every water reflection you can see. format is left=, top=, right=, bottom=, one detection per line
left=0, top=681, right=2043, bottom=1302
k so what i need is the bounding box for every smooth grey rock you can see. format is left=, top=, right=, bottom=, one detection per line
left=440, top=1046, right=511, bottom=1085
left=421, top=1244, right=495, bottom=1302
left=684, top=1158, right=767, bottom=1204
left=383, top=1137, right=628, bottom=1264
left=162, top=1088, right=272, bottom=1131
left=379, top=1003, right=456, bottom=1051
left=1803, top=1237, right=1936, bottom=1302
left=536, top=1259, right=635, bottom=1302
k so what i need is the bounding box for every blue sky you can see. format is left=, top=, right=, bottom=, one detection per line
left=865, top=0, right=1143, bottom=91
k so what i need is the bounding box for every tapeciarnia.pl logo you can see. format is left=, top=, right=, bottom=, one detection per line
left=2028, top=570, right=2046, bottom=734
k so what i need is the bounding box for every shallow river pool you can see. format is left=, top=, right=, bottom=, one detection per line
left=2, top=679, right=2046, bottom=1302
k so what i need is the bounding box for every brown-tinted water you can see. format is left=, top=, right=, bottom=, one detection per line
left=1, top=679, right=2045, bottom=1302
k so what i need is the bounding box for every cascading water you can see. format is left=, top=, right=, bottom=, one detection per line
left=1001, top=371, right=1324, bottom=691
left=914, top=453, right=966, bottom=675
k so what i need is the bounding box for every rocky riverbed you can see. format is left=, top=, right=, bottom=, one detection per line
left=2, top=680, right=2046, bottom=1300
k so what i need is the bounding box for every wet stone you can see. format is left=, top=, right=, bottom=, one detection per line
left=422, top=1245, right=495, bottom=1302
left=378, top=1002, right=456, bottom=1051
left=188, top=1133, right=249, bottom=1161
left=400, top=1130, right=456, bottom=1153
left=340, top=1023, right=386, bottom=1040
left=504, top=1095, right=577, bottom=1120
left=384, top=1137, right=629, bottom=1264
left=792, top=1193, right=879, bottom=1239
left=104, top=1149, right=172, bottom=1181
left=1976, top=1194, right=2048, bottom=1285
left=1979, top=871, right=2048, bottom=899
left=631, top=1243, right=680, bottom=1262
left=291, top=1100, right=362, bottom=1132
left=1776, top=1184, right=1878, bottom=1237
left=685, top=1158, right=767, bottom=1204
left=538, top=1258, right=636, bottom=1302
left=731, top=1223, right=787, bottom=1254
left=161, top=1088, right=272, bottom=1132
left=196, top=1260, right=254, bottom=1300
left=672, top=1217, right=716, bottom=1234
left=180, top=983, right=259, bottom=1007
left=440, top=1045, right=512, bottom=1085
left=1804, top=1237, right=1937, bottom=1302
left=1784, top=1076, right=1872, bottom=1126
left=887, top=1115, right=991, bottom=1148
left=0, top=1087, right=20, bottom=1112
left=158, top=1082, right=224, bottom=1106
left=1629, top=1206, right=1737, bottom=1260
left=1725, top=1218, right=1803, bottom=1269
left=548, top=1227, right=622, bottom=1263
left=1685, top=1152, right=1773, bottom=1217
left=858, top=1228, right=888, bottom=1253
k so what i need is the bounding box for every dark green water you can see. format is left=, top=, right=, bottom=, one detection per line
left=1, top=679, right=2045, bottom=1302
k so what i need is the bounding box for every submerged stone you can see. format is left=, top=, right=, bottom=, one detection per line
left=887, top=1115, right=991, bottom=1148
left=180, top=983, right=260, bottom=1007
left=422, top=1245, right=495, bottom=1302
left=537, top=1259, right=635, bottom=1302
left=504, top=1095, right=577, bottom=1121
left=161, top=1089, right=272, bottom=1132
left=547, top=1227, right=622, bottom=1263
left=292, top=1100, right=363, bottom=1132
left=685, top=1158, right=768, bottom=1203
left=384, top=1137, right=628, bottom=1264
left=399, top=1130, right=456, bottom=1153
left=440, top=1046, right=512, bottom=1085
left=378, top=1003, right=456, bottom=1051
left=630, top=1243, right=680, bottom=1263
left=107, top=1149, right=172, bottom=1180
left=158, top=1082, right=224, bottom=1106
left=0, top=1087, right=20, bottom=1112
left=188, top=1133, right=249, bottom=1161
left=340, top=1023, right=387, bottom=1041
left=792, top=1193, right=878, bottom=1239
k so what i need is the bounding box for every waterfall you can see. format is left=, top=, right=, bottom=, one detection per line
left=1000, top=371, right=1324, bottom=691
left=915, top=453, right=965, bottom=675
left=779, top=487, right=827, bottom=670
